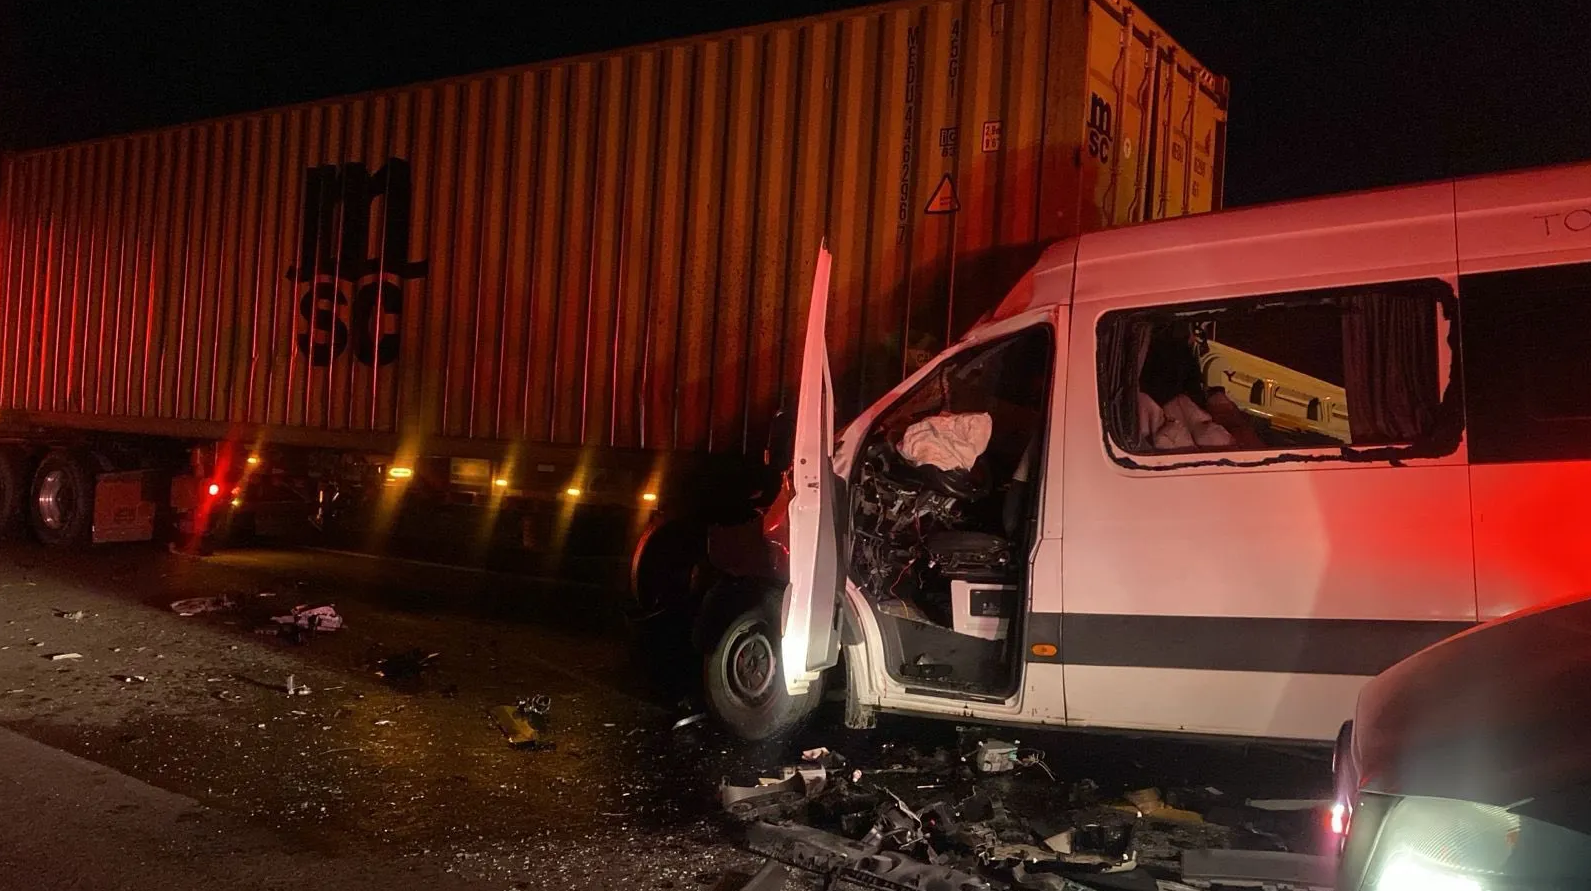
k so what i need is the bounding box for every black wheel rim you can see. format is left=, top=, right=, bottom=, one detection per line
left=722, top=619, right=777, bottom=707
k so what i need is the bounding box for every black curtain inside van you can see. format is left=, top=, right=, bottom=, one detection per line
left=1340, top=292, right=1439, bottom=444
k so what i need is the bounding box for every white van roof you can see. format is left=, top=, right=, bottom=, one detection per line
left=990, top=158, right=1591, bottom=321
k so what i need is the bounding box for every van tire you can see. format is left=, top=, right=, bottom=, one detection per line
left=30, top=450, right=95, bottom=549
left=703, top=584, right=824, bottom=741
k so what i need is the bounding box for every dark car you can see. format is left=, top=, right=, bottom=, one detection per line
left=1333, top=596, right=1591, bottom=889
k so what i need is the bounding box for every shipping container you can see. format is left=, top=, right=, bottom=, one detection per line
left=0, top=0, right=1225, bottom=467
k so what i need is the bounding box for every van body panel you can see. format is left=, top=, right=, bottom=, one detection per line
left=1457, top=168, right=1591, bottom=621
left=1064, top=665, right=1375, bottom=741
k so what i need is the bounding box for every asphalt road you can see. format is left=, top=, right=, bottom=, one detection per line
left=0, top=540, right=1332, bottom=890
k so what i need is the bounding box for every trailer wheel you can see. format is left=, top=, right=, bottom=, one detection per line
left=0, top=447, right=28, bottom=539
left=30, top=450, right=94, bottom=549
left=703, top=581, right=824, bottom=741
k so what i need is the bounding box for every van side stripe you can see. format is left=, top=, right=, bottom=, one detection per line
left=1028, top=613, right=1474, bottom=676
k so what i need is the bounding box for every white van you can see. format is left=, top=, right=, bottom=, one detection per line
left=680, top=160, right=1591, bottom=743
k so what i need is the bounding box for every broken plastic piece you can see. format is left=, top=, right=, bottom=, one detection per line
left=672, top=712, right=707, bottom=730
left=722, top=775, right=807, bottom=822
left=1121, top=788, right=1204, bottom=823
left=169, top=595, right=236, bottom=616
left=736, top=859, right=790, bottom=891
left=745, top=820, right=879, bottom=873
left=55, top=610, right=85, bottom=621
left=972, top=739, right=1018, bottom=773
left=46, top=652, right=83, bottom=661
left=271, top=604, right=343, bottom=631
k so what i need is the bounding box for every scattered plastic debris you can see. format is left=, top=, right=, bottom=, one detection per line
left=54, top=609, right=85, bottom=621
left=45, top=652, right=83, bottom=661
left=169, top=595, right=236, bottom=616
left=271, top=604, right=343, bottom=631
left=374, top=719, right=395, bottom=726
left=113, top=674, right=148, bottom=683
left=971, top=739, right=1018, bottom=773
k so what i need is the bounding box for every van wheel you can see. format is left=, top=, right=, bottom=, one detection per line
left=30, top=450, right=95, bottom=549
left=0, top=447, right=28, bottom=539
left=704, top=588, right=824, bottom=741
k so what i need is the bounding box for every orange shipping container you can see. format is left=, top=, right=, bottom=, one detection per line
left=0, top=0, right=1224, bottom=461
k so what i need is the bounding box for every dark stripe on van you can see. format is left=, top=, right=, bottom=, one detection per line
left=1027, top=613, right=1474, bottom=676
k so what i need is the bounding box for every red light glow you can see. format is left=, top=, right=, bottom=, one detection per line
left=206, top=483, right=221, bottom=497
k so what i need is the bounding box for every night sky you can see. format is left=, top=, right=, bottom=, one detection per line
left=2, top=0, right=1587, bottom=207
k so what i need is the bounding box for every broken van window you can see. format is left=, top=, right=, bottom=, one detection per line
left=1098, top=281, right=1455, bottom=461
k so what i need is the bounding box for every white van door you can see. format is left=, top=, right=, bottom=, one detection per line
left=780, top=244, right=845, bottom=696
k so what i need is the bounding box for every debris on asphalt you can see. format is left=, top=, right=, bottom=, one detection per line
left=489, top=694, right=552, bottom=749
left=113, top=674, right=148, bottom=683
left=374, top=719, right=396, bottom=726
left=715, top=736, right=1331, bottom=891
left=285, top=675, right=311, bottom=696
left=672, top=712, right=707, bottom=730
left=214, top=690, right=244, bottom=702
left=54, top=609, right=86, bottom=621
left=46, top=652, right=83, bottom=661
left=271, top=604, right=343, bottom=631
left=1178, top=848, right=1333, bottom=891
left=375, top=648, right=439, bottom=680
left=1120, top=789, right=1204, bottom=824
left=169, top=595, right=237, bottom=616
left=971, top=739, right=1019, bottom=774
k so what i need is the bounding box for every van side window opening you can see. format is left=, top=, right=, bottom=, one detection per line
left=1098, top=280, right=1459, bottom=465
left=1463, top=262, right=1591, bottom=464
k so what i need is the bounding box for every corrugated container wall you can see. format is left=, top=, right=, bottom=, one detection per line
left=0, top=0, right=1224, bottom=460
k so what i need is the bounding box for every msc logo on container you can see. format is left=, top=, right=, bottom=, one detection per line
left=1086, top=93, right=1113, bottom=164
left=287, top=158, right=429, bottom=368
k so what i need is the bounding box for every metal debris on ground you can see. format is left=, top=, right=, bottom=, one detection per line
left=169, top=595, right=237, bottom=616
left=270, top=604, right=343, bottom=631
left=489, top=694, right=553, bottom=749
left=45, top=652, right=83, bottom=661
left=672, top=712, right=707, bottom=730
left=719, top=737, right=1336, bottom=891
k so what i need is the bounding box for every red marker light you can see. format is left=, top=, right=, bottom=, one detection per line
left=207, top=483, right=221, bottom=497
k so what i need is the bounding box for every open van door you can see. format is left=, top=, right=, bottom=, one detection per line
left=781, top=243, right=845, bottom=696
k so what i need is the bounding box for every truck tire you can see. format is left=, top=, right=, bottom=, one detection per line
left=30, top=450, right=95, bottom=549
left=703, top=583, right=824, bottom=741
left=0, top=447, right=28, bottom=539
left=632, top=519, right=708, bottom=619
